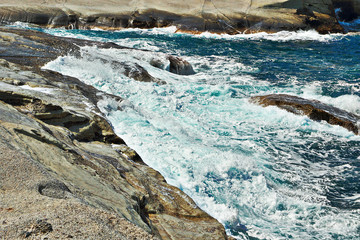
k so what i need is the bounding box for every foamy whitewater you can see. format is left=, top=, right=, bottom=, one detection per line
left=12, top=23, right=359, bottom=239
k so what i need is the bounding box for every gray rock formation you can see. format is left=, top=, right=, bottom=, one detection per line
left=0, top=0, right=349, bottom=33
left=0, top=28, right=227, bottom=239
left=250, top=94, right=360, bottom=135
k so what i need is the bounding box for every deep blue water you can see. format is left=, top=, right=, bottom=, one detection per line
left=14, top=23, right=360, bottom=239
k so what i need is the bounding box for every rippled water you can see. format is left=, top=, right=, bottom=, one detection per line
left=14, top=23, right=360, bottom=239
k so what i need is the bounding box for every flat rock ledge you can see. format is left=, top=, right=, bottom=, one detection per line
left=250, top=94, right=360, bottom=135
left=0, top=27, right=227, bottom=239
left=0, top=0, right=349, bottom=33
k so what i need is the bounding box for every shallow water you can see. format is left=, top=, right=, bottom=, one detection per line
left=13, top=23, right=360, bottom=239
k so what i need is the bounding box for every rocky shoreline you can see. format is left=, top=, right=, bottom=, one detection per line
left=0, top=27, right=228, bottom=239
left=1, top=0, right=360, bottom=34
left=1, top=1, right=360, bottom=239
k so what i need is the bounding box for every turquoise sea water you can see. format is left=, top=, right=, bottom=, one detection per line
left=16, top=23, right=360, bottom=239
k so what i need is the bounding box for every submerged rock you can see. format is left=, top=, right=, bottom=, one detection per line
left=250, top=94, right=360, bottom=135
left=0, top=0, right=347, bottom=33
left=0, top=28, right=227, bottom=239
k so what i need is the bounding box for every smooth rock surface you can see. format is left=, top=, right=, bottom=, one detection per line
left=250, top=94, right=360, bottom=135
left=0, top=0, right=347, bottom=33
left=0, top=28, right=227, bottom=239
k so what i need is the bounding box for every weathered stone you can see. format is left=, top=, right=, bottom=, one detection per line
left=250, top=94, right=360, bottom=135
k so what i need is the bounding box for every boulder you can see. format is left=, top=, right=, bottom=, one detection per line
left=250, top=94, right=360, bottom=135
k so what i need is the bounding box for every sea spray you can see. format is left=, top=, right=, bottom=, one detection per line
left=42, top=28, right=360, bottom=239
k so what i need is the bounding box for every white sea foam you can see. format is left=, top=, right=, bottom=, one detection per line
left=5, top=21, right=35, bottom=29
left=301, top=83, right=360, bottom=115
left=42, top=35, right=360, bottom=240
left=43, top=26, right=344, bottom=46
left=115, top=26, right=178, bottom=35
left=112, top=27, right=343, bottom=42
left=193, top=29, right=342, bottom=42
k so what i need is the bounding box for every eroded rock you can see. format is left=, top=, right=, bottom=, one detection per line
left=250, top=94, right=360, bottom=135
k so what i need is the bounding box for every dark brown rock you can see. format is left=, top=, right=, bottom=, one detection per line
left=168, top=55, right=195, bottom=76
left=250, top=94, right=360, bottom=135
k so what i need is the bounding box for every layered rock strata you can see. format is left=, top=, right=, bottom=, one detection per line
left=0, top=0, right=348, bottom=33
left=251, top=94, right=360, bottom=135
left=0, top=28, right=227, bottom=239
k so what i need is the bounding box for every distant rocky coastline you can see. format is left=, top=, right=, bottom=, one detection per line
left=0, top=0, right=360, bottom=34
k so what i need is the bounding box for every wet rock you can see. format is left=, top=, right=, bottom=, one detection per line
left=250, top=94, right=360, bottom=135
left=168, top=55, right=195, bottom=75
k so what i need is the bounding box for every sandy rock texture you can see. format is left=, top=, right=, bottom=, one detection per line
left=0, top=0, right=352, bottom=33
left=0, top=27, right=227, bottom=239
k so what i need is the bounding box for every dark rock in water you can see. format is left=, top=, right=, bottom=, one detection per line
left=250, top=94, right=360, bottom=135
left=167, top=55, right=195, bottom=75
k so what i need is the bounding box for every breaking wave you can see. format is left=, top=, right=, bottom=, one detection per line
left=42, top=27, right=360, bottom=239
